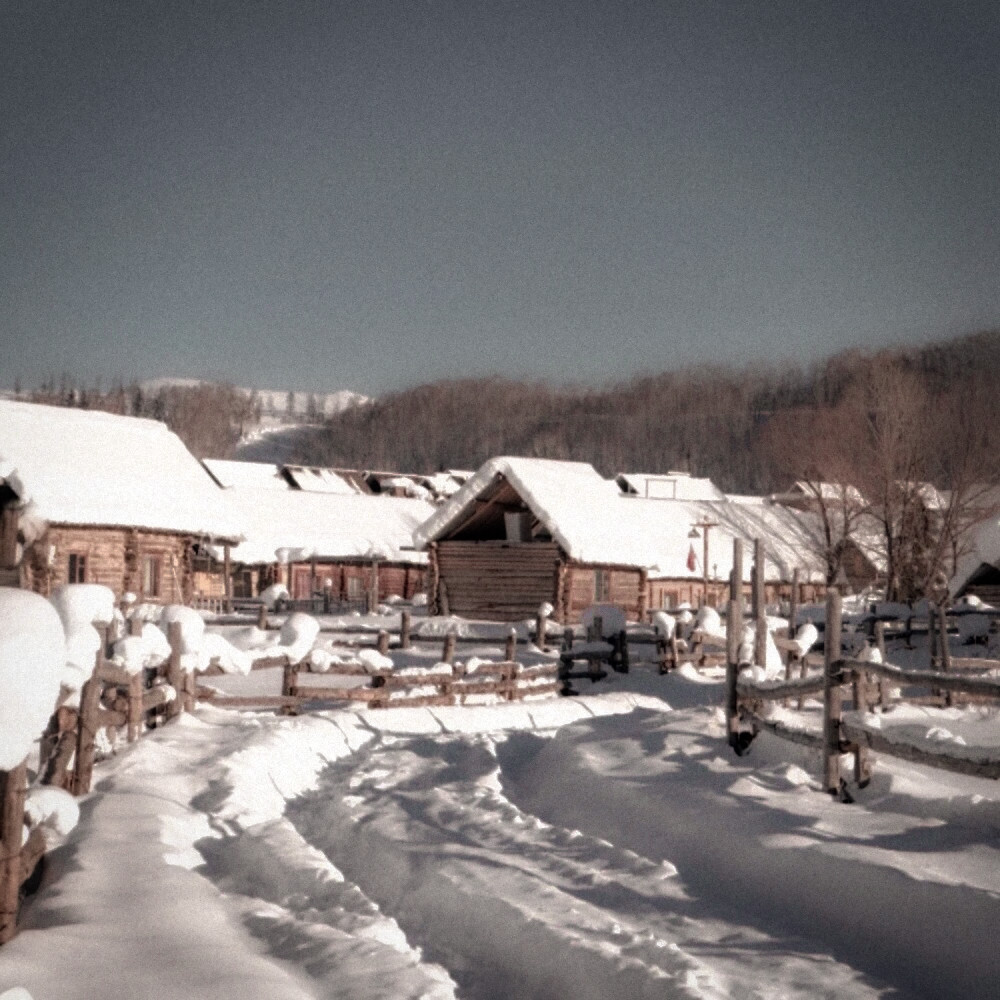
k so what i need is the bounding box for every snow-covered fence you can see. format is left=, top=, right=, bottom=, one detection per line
left=42, top=621, right=189, bottom=796
left=731, top=588, right=1000, bottom=796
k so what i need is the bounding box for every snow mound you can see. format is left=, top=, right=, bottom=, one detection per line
left=25, top=785, right=80, bottom=838
left=0, top=588, right=66, bottom=770
left=49, top=583, right=116, bottom=632
left=160, top=605, right=206, bottom=653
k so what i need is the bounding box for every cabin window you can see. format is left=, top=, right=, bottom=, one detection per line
left=68, top=552, right=87, bottom=583
left=142, top=555, right=162, bottom=598
left=594, top=569, right=610, bottom=603
left=347, top=575, right=364, bottom=600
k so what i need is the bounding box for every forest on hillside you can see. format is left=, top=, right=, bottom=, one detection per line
left=306, top=329, right=1000, bottom=493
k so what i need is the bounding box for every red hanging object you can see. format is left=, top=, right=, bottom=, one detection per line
left=687, top=544, right=697, bottom=572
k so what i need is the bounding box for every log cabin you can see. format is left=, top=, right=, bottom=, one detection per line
left=202, top=459, right=432, bottom=603
left=0, top=400, right=242, bottom=603
left=414, top=457, right=827, bottom=623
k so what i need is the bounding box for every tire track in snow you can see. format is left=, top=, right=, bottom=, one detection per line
left=287, top=731, right=875, bottom=1000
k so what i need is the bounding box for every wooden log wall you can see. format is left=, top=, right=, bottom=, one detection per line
left=436, top=540, right=562, bottom=621
left=25, top=525, right=192, bottom=603
left=564, top=564, right=643, bottom=623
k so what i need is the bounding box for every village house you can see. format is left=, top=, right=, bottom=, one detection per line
left=414, top=457, right=827, bottom=624
left=0, top=399, right=242, bottom=603
left=202, top=459, right=433, bottom=603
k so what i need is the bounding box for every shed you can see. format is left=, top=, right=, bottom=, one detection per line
left=0, top=400, right=242, bottom=603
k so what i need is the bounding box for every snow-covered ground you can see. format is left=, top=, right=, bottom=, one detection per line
left=4, top=635, right=1000, bottom=999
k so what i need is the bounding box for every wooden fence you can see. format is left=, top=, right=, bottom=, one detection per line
left=0, top=617, right=561, bottom=942
left=728, top=544, right=1000, bottom=797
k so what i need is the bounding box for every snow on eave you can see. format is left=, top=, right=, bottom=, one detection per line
left=202, top=458, right=291, bottom=492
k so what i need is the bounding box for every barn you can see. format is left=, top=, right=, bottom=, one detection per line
left=414, top=457, right=827, bottom=623
left=0, top=399, right=241, bottom=603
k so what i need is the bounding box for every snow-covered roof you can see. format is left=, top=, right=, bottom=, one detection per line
left=219, top=488, right=433, bottom=566
left=415, top=457, right=826, bottom=583
left=774, top=481, right=866, bottom=506
left=0, top=400, right=241, bottom=540
left=950, top=515, right=1000, bottom=597
left=617, top=472, right=726, bottom=502
left=282, top=465, right=361, bottom=494
left=203, top=459, right=291, bottom=491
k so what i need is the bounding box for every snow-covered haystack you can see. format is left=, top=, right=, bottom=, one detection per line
left=0, top=588, right=66, bottom=770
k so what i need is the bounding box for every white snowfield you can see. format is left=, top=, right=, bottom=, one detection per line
left=5, top=660, right=1000, bottom=999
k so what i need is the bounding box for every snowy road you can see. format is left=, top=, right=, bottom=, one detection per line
left=5, top=675, right=1000, bottom=999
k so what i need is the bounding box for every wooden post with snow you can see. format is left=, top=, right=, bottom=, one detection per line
left=377, top=630, right=390, bottom=656
left=223, top=544, right=233, bottom=614
left=937, top=605, right=953, bottom=707
left=504, top=628, right=516, bottom=662
left=535, top=607, right=549, bottom=652
left=874, top=620, right=889, bottom=708
left=127, top=669, right=143, bottom=742
left=257, top=603, right=268, bottom=631
left=400, top=610, right=411, bottom=650
left=752, top=539, right=767, bottom=670
left=166, top=620, right=184, bottom=719
left=73, top=648, right=104, bottom=795
left=442, top=631, right=457, bottom=665
left=823, top=589, right=844, bottom=795
left=725, top=538, right=744, bottom=748
left=281, top=657, right=300, bottom=715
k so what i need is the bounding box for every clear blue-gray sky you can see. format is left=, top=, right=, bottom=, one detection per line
left=3, top=1, right=999, bottom=396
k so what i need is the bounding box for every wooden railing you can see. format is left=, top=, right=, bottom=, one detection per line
left=730, top=581, right=1000, bottom=797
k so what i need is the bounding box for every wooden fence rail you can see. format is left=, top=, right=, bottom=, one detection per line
left=728, top=548, right=1000, bottom=797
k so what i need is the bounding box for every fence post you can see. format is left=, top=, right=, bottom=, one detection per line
left=73, top=648, right=103, bottom=795
left=281, top=657, right=300, bottom=714
left=166, top=620, right=184, bottom=719
left=753, top=539, right=767, bottom=669
left=0, top=760, right=27, bottom=944
left=400, top=610, right=411, bottom=650
left=377, top=630, right=390, bottom=656
left=127, top=671, right=143, bottom=742
left=874, top=620, right=889, bottom=708
left=823, top=589, right=844, bottom=795
left=725, top=537, right=744, bottom=748
left=937, top=605, right=953, bottom=708
left=535, top=607, right=549, bottom=652
left=257, top=603, right=268, bottom=631
left=442, top=631, right=457, bottom=665
left=504, top=628, right=516, bottom=662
